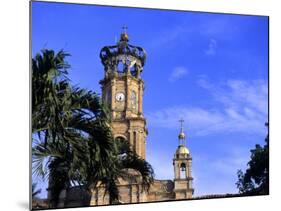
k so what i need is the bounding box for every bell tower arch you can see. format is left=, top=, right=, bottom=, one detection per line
left=99, top=28, right=147, bottom=158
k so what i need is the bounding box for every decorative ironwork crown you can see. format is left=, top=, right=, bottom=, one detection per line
left=99, top=30, right=147, bottom=79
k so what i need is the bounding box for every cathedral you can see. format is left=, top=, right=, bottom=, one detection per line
left=63, top=30, right=194, bottom=207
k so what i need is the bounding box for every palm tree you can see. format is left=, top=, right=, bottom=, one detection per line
left=103, top=137, right=154, bottom=204
left=32, top=183, right=42, bottom=198
left=32, top=49, right=154, bottom=208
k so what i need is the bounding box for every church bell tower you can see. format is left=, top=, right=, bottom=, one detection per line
left=99, top=28, right=147, bottom=158
left=173, top=119, right=194, bottom=199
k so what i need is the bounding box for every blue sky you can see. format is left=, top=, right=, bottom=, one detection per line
left=32, top=1, right=268, bottom=197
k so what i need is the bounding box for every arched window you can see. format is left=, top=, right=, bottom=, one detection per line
left=115, top=136, right=128, bottom=159
left=180, top=163, right=186, bottom=179
left=115, top=135, right=127, bottom=142
left=117, top=61, right=125, bottom=73
left=130, top=64, right=137, bottom=76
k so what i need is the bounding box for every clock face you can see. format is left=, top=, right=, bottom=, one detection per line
left=116, top=92, right=125, bottom=102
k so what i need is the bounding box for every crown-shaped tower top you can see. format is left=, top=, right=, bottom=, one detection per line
left=100, top=27, right=147, bottom=79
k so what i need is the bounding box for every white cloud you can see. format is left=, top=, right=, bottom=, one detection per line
left=205, top=38, right=217, bottom=56
left=146, top=141, right=251, bottom=196
left=196, top=74, right=211, bottom=89
left=168, top=66, right=188, bottom=82
left=225, top=80, right=268, bottom=115
left=145, top=77, right=268, bottom=195
left=192, top=149, right=250, bottom=196
left=147, top=79, right=268, bottom=136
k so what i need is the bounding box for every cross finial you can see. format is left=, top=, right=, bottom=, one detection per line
left=179, top=118, right=184, bottom=132
left=120, top=26, right=129, bottom=42
left=122, top=25, right=128, bottom=33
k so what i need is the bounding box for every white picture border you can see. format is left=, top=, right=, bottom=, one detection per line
left=0, top=0, right=279, bottom=211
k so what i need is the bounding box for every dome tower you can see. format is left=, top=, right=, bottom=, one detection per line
left=173, top=119, right=194, bottom=199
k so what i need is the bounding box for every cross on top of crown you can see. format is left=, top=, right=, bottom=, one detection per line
left=122, top=25, right=128, bottom=33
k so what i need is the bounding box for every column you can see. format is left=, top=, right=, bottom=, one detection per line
left=139, top=131, right=145, bottom=159
left=185, top=161, right=189, bottom=178
left=143, top=136, right=146, bottom=159
left=111, top=79, right=116, bottom=119
left=188, top=159, right=192, bottom=178
left=174, top=160, right=180, bottom=179
left=135, top=131, right=139, bottom=156
left=138, top=81, right=143, bottom=115
left=126, top=77, right=131, bottom=117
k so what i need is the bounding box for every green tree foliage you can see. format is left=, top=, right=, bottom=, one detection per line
left=32, top=49, right=154, bottom=208
left=236, top=123, right=269, bottom=195
left=104, top=137, right=154, bottom=204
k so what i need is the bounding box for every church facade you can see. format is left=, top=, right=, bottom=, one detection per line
left=64, top=30, right=194, bottom=207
